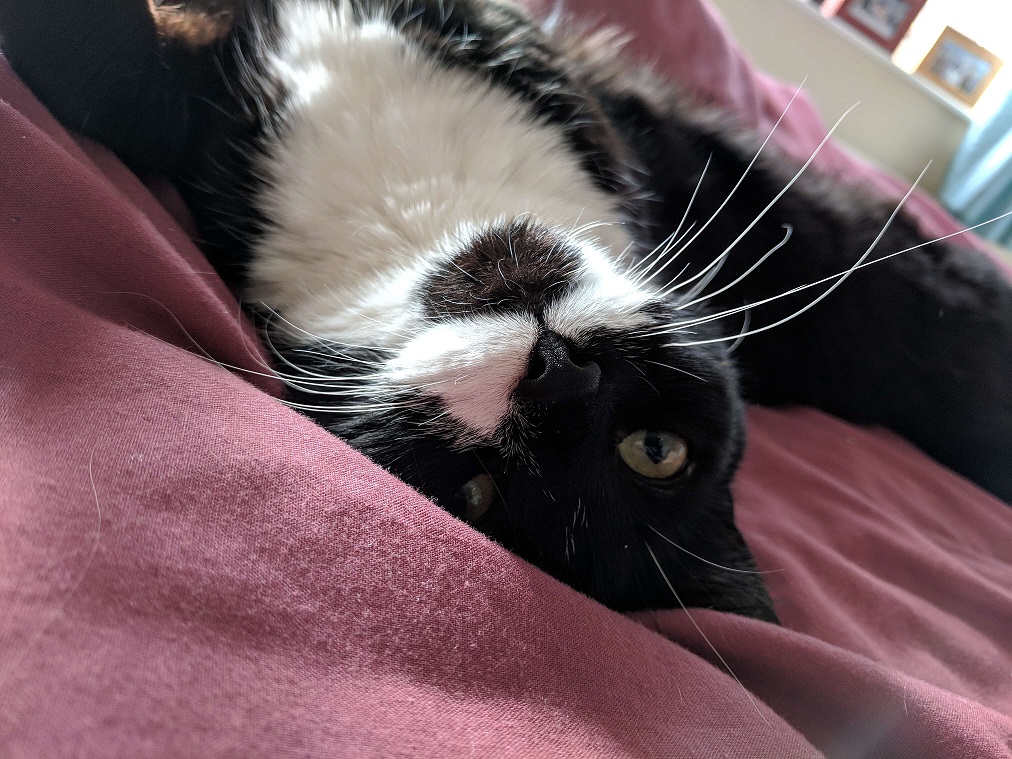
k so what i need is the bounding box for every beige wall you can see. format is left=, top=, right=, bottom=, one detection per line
left=709, top=0, right=970, bottom=196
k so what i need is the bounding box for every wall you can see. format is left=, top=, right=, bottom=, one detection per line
left=709, top=0, right=970, bottom=196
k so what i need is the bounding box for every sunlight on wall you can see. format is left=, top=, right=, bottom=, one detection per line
left=892, top=0, right=1011, bottom=117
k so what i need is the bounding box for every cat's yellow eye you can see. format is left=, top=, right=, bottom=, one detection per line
left=460, top=473, right=496, bottom=522
left=618, top=430, right=689, bottom=479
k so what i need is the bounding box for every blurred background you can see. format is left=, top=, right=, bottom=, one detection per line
left=711, top=0, right=1012, bottom=258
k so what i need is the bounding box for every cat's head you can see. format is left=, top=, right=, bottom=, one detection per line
left=272, top=217, right=773, bottom=619
left=242, top=3, right=776, bottom=619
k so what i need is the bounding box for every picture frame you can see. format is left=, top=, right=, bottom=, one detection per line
left=822, top=0, right=927, bottom=53
left=915, top=27, right=1003, bottom=107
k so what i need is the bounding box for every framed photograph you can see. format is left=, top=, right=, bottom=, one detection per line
left=916, top=27, right=1003, bottom=107
left=822, top=0, right=927, bottom=53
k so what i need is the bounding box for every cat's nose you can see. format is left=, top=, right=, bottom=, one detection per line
left=515, top=331, right=600, bottom=405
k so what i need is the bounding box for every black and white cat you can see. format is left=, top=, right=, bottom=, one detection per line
left=2, top=0, right=1009, bottom=621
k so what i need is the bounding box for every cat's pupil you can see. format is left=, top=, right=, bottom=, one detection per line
left=460, top=473, right=496, bottom=523
left=462, top=478, right=484, bottom=510
left=644, top=432, right=667, bottom=464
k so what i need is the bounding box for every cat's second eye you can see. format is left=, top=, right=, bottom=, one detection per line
left=460, top=473, right=496, bottom=523
left=618, top=430, right=689, bottom=480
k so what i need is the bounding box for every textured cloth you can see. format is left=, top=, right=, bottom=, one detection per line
left=1, top=1, right=1010, bottom=757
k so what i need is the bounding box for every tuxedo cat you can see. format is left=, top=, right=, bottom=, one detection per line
left=2, top=0, right=1009, bottom=622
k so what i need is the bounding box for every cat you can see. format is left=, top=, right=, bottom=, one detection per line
left=2, top=0, right=1009, bottom=622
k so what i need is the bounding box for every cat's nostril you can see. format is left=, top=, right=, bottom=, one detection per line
left=526, top=346, right=549, bottom=384
left=516, top=331, right=601, bottom=404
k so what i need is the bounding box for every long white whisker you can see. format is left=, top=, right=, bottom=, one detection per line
left=665, top=161, right=932, bottom=347
left=644, top=543, right=773, bottom=729
left=645, top=79, right=809, bottom=293
left=260, top=325, right=389, bottom=386
left=632, top=221, right=699, bottom=286
left=259, top=303, right=395, bottom=353
left=280, top=399, right=416, bottom=413
left=727, top=309, right=752, bottom=354
left=642, top=359, right=707, bottom=383
left=98, top=290, right=323, bottom=387
left=97, top=292, right=417, bottom=397
left=632, top=153, right=712, bottom=283
left=646, top=525, right=781, bottom=574
left=288, top=346, right=387, bottom=368
left=678, top=224, right=794, bottom=311
left=642, top=165, right=999, bottom=341
left=570, top=219, right=619, bottom=239
left=837, top=209, right=1012, bottom=273
left=661, top=101, right=860, bottom=302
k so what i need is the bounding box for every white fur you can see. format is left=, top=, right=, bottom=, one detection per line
left=385, top=312, right=540, bottom=440
left=545, top=240, right=654, bottom=339
left=251, top=1, right=654, bottom=439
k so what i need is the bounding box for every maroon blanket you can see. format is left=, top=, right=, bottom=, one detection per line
left=2, top=2, right=1010, bottom=756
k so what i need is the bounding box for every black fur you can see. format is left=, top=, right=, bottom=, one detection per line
left=3, top=0, right=1009, bottom=623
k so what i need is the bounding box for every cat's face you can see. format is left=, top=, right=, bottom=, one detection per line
left=272, top=218, right=774, bottom=619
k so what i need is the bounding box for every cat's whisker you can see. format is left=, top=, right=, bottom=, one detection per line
left=642, top=166, right=1003, bottom=342
left=646, top=525, right=780, bottom=574
left=612, top=239, right=639, bottom=269
left=570, top=219, right=619, bottom=240
left=644, top=542, right=773, bottom=729
left=262, top=325, right=353, bottom=381
left=662, top=161, right=932, bottom=347
left=630, top=152, right=712, bottom=283
left=632, top=221, right=699, bottom=286
left=643, top=79, right=810, bottom=293
left=658, top=101, right=860, bottom=303
left=259, top=303, right=401, bottom=353
left=823, top=209, right=1012, bottom=276
left=641, top=360, right=708, bottom=383
left=677, top=224, right=794, bottom=311
left=230, top=295, right=290, bottom=377
left=727, top=309, right=752, bottom=354
left=276, top=380, right=406, bottom=397
left=279, top=398, right=417, bottom=414
left=97, top=290, right=333, bottom=389
left=288, top=346, right=388, bottom=369
left=475, top=455, right=516, bottom=530
left=260, top=347, right=394, bottom=393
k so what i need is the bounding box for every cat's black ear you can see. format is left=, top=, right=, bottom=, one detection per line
left=0, top=0, right=246, bottom=173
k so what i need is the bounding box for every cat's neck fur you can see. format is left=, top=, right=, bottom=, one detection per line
left=249, top=0, right=632, bottom=345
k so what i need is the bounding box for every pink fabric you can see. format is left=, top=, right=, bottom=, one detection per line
left=2, top=2, right=1010, bottom=757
